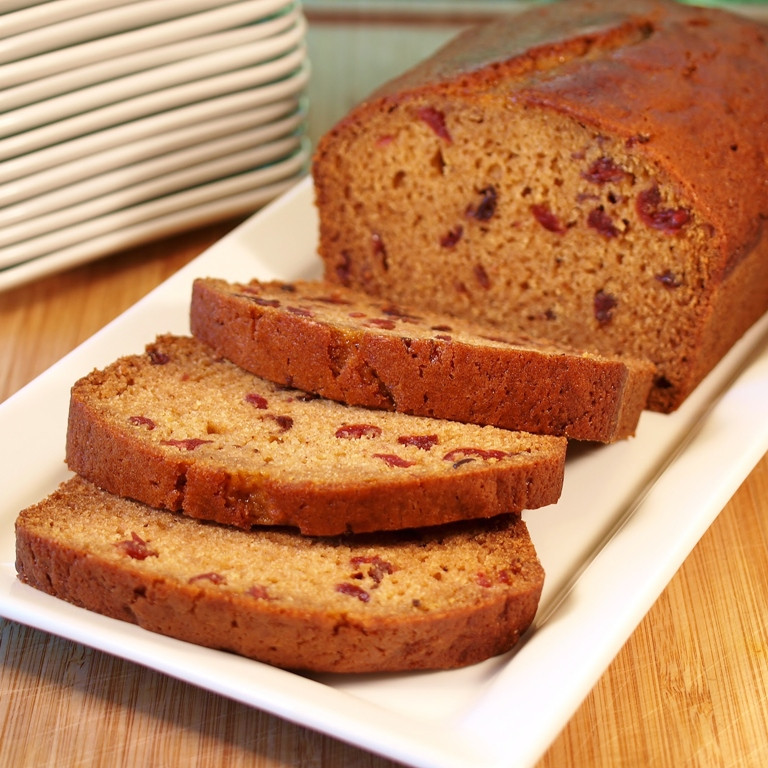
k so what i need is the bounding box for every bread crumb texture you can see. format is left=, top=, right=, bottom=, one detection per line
left=15, top=477, right=544, bottom=672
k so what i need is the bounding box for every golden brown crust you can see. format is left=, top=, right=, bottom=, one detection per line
left=312, top=0, right=768, bottom=413
left=15, top=477, right=544, bottom=673
left=66, top=335, right=566, bottom=535
left=191, top=277, right=654, bottom=441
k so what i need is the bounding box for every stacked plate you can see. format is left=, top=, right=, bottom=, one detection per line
left=0, top=0, right=310, bottom=291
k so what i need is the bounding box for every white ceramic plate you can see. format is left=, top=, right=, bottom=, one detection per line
left=0, top=142, right=309, bottom=272
left=0, top=127, right=306, bottom=253
left=0, top=16, right=306, bottom=139
left=0, top=131, right=306, bottom=259
left=0, top=0, right=294, bottom=64
left=2, top=177, right=767, bottom=768
left=2, top=0, right=128, bottom=38
left=0, top=98, right=304, bottom=208
left=0, top=176, right=304, bottom=293
left=2, top=5, right=302, bottom=112
left=0, top=65, right=310, bottom=184
left=0, top=47, right=308, bottom=162
left=1, top=0, right=298, bottom=88
left=0, top=1, right=49, bottom=13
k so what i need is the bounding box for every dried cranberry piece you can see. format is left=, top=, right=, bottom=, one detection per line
left=431, top=324, right=453, bottom=332
left=416, top=106, right=451, bottom=142
left=499, top=564, right=522, bottom=582
left=636, top=186, right=690, bottom=234
left=365, top=318, right=397, bottom=330
left=350, top=555, right=395, bottom=585
left=655, top=269, right=682, bottom=288
left=238, top=294, right=280, bottom=308
left=398, top=434, right=438, bottom=451
left=587, top=207, right=620, bottom=238
left=530, top=203, right=565, bottom=234
left=336, top=583, right=370, bottom=602
left=476, top=572, right=493, bottom=588
left=189, top=572, right=227, bottom=585
left=373, top=453, right=416, bottom=468
left=310, top=293, right=352, bottom=306
left=582, top=156, right=627, bottom=185
left=115, top=532, right=157, bottom=560
left=147, top=349, right=170, bottom=365
left=466, top=186, right=497, bottom=221
left=434, top=334, right=453, bottom=342
left=442, top=447, right=510, bottom=462
left=440, top=226, right=463, bottom=248
left=245, top=393, right=269, bottom=409
left=474, top=264, right=491, bottom=289
left=381, top=304, right=421, bottom=322
left=594, top=290, right=618, bottom=326
left=335, top=424, right=382, bottom=439
left=161, top=438, right=213, bottom=451
left=265, top=415, right=293, bottom=432
left=128, top=415, right=156, bottom=430
left=287, top=305, right=313, bottom=317
left=247, top=585, right=274, bottom=600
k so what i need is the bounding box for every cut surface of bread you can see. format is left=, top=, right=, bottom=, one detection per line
left=191, top=277, right=654, bottom=442
left=66, top=335, right=566, bottom=535
left=15, top=476, right=545, bottom=673
left=312, top=0, right=768, bottom=413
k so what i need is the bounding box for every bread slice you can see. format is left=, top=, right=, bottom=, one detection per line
left=15, top=476, right=545, bottom=673
left=66, top=335, right=566, bottom=536
left=191, top=277, right=654, bottom=442
left=311, top=0, right=768, bottom=413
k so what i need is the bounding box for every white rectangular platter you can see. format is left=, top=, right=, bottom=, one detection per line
left=2, top=176, right=768, bottom=768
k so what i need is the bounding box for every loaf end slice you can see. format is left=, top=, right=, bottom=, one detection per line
left=66, top=335, right=566, bottom=535
left=15, top=476, right=545, bottom=673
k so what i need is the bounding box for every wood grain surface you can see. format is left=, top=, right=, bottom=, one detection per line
left=2, top=7, right=768, bottom=767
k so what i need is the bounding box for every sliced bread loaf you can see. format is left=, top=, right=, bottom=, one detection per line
left=191, top=277, right=654, bottom=442
left=15, top=476, right=545, bottom=673
left=66, top=335, right=566, bottom=535
left=312, top=0, right=768, bottom=413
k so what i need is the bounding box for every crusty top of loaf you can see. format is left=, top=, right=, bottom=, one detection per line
left=351, top=0, right=768, bottom=276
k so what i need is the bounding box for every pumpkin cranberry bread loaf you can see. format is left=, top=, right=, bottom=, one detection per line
left=66, top=335, right=565, bottom=535
left=191, top=277, right=654, bottom=442
left=312, top=0, right=768, bottom=413
left=15, top=476, right=544, bottom=673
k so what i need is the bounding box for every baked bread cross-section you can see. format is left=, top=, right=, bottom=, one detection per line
left=15, top=476, right=545, bottom=673
left=66, top=335, right=566, bottom=535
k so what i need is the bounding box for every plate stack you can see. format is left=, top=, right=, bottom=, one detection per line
left=0, top=0, right=310, bottom=291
